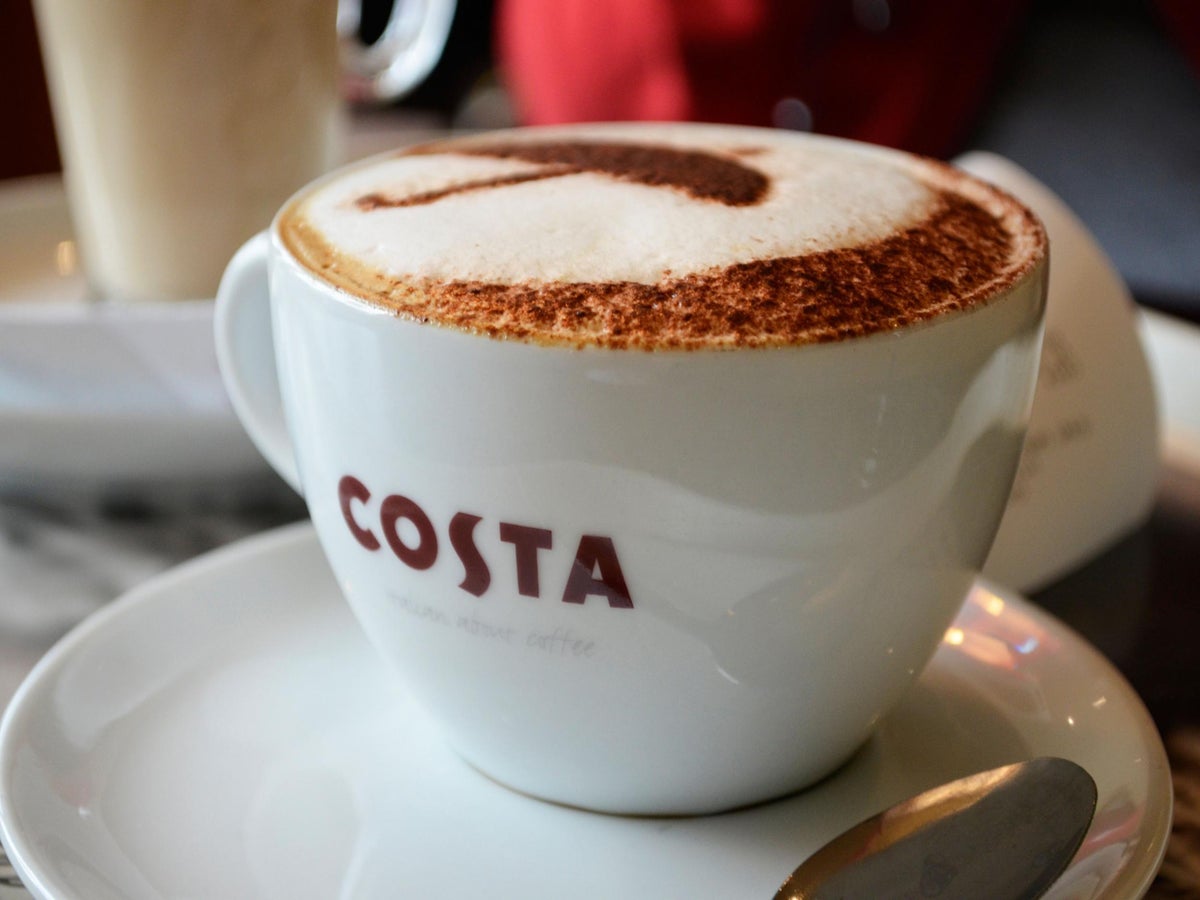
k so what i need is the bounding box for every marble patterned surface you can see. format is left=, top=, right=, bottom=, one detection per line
left=0, top=490, right=305, bottom=712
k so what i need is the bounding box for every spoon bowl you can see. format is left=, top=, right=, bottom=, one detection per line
left=775, top=757, right=1097, bottom=900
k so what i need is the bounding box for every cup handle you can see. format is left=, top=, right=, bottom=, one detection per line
left=338, top=0, right=457, bottom=103
left=214, top=232, right=303, bottom=495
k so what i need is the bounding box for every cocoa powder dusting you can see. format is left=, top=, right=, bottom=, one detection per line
left=279, top=139, right=1045, bottom=350
left=394, top=140, right=770, bottom=207
left=362, top=191, right=1021, bottom=349
left=356, top=166, right=578, bottom=210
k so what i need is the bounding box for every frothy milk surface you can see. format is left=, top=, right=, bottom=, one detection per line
left=279, top=123, right=1046, bottom=348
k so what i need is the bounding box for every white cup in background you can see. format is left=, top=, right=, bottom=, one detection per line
left=958, top=153, right=1160, bottom=593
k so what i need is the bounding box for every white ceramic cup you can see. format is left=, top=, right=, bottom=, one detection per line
left=215, top=135, right=1047, bottom=815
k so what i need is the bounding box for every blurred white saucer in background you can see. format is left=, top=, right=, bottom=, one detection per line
left=0, top=123, right=449, bottom=502
left=0, top=175, right=274, bottom=500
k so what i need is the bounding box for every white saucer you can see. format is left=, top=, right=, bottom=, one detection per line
left=0, top=524, right=1172, bottom=900
left=1141, top=307, right=1200, bottom=469
left=0, top=175, right=269, bottom=496
left=0, top=120, right=447, bottom=497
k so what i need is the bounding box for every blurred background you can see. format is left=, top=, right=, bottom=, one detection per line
left=3, top=0, right=1198, bottom=319
left=2, top=2, right=1199, bottom=894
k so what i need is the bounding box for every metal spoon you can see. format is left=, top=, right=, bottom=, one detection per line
left=775, top=757, right=1097, bottom=900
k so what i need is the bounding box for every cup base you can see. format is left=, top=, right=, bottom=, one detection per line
left=444, top=733, right=871, bottom=818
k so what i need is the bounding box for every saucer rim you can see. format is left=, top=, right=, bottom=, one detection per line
left=0, top=522, right=1173, bottom=900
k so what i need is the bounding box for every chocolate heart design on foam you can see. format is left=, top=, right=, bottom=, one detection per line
left=354, top=141, right=771, bottom=211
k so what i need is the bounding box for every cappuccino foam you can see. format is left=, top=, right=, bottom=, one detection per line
left=279, top=123, right=1045, bottom=349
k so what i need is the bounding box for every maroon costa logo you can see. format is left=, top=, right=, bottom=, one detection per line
left=337, top=475, right=633, bottom=608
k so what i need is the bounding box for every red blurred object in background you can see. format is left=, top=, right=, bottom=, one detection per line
left=497, top=0, right=1032, bottom=158
left=497, top=0, right=1200, bottom=160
